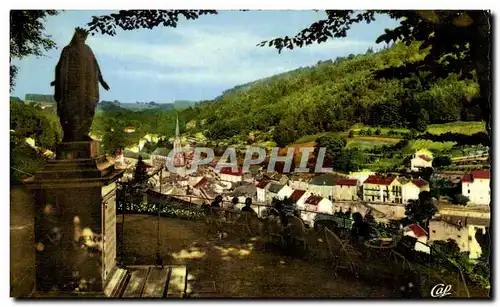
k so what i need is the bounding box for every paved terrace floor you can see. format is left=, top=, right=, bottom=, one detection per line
left=117, top=214, right=394, bottom=298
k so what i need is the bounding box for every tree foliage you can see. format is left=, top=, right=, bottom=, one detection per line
left=85, top=10, right=217, bottom=36
left=10, top=10, right=59, bottom=90
left=404, top=191, right=437, bottom=227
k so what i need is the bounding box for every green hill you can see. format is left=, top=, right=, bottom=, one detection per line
left=182, top=42, right=481, bottom=146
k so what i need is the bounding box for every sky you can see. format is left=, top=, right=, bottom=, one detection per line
left=11, top=10, right=400, bottom=103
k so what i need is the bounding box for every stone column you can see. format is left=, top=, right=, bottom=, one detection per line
left=26, top=140, right=124, bottom=295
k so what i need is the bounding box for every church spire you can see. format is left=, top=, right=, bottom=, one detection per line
left=175, top=114, right=180, bottom=138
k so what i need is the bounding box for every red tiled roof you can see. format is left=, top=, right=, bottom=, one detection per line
left=290, top=190, right=306, bottom=202
left=218, top=166, right=243, bottom=176
left=305, top=195, right=323, bottom=206
left=193, top=177, right=208, bottom=189
left=335, top=179, right=358, bottom=186
left=472, top=170, right=490, bottom=179
left=363, top=175, right=396, bottom=185
left=463, top=170, right=490, bottom=182
left=256, top=180, right=269, bottom=189
left=462, top=174, right=472, bottom=183
left=412, top=179, right=429, bottom=188
left=406, top=224, right=428, bottom=238
left=417, top=154, right=432, bottom=162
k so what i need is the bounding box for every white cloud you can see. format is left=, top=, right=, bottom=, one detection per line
left=91, top=26, right=373, bottom=85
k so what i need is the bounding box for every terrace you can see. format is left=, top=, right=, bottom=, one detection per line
left=10, top=187, right=489, bottom=298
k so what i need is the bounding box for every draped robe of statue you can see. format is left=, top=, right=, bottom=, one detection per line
left=53, top=29, right=109, bottom=142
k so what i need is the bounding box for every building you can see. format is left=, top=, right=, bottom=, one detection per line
left=429, top=215, right=490, bottom=259
left=411, top=149, right=434, bottom=172
left=309, top=174, right=340, bottom=200
left=192, top=177, right=212, bottom=200
left=300, top=195, right=334, bottom=226
left=399, top=178, right=430, bottom=204
left=256, top=180, right=272, bottom=203
left=333, top=179, right=358, bottom=201
left=289, top=189, right=309, bottom=208
left=218, top=167, right=244, bottom=183
left=462, top=170, right=491, bottom=205
left=403, top=224, right=431, bottom=254
left=151, top=148, right=170, bottom=168
left=362, top=175, right=397, bottom=203
left=266, top=183, right=293, bottom=203
left=303, top=195, right=333, bottom=214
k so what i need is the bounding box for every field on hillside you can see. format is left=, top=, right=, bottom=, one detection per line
left=426, top=121, right=485, bottom=135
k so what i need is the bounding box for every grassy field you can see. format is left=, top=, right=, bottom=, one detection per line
left=407, top=140, right=457, bottom=152
left=346, top=136, right=401, bottom=150
left=426, top=121, right=485, bottom=135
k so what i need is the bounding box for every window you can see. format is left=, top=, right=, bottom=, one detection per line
left=468, top=189, right=470, bottom=194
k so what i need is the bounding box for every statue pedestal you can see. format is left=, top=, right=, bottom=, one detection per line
left=25, top=141, right=124, bottom=296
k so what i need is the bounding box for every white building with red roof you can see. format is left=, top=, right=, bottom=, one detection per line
left=403, top=224, right=431, bottom=254
left=411, top=149, right=434, bottom=172
left=333, top=179, right=359, bottom=201
left=401, top=178, right=430, bottom=204
left=462, top=170, right=491, bottom=205
left=218, top=166, right=244, bottom=183
left=362, top=175, right=398, bottom=203
left=255, top=180, right=272, bottom=203
left=299, top=194, right=333, bottom=226
left=289, top=189, right=310, bottom=207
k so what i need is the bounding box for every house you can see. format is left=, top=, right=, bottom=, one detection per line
left=411, top=149, right=434, bottom=172
left=429, top=215, right=490, bottom=259
left=403, top=224, right=431, bottom=254
left=289, top=189, right=310, bottom=208
left=462, top=170, right=491, bottom=205
left=218, top=167, right=244, bottom=183
left=266, top=183, right=293, bottom=203
left=362, top=175, right=397, bottom=203
left=333, top=179, right=358, bottom=201
left=300, top=195, right=334, bottom=226
left=304, top=195, right=333, bottom=214
left=255, top=180, right=272, bottom=203
left=400, top=178, right=431, bottom=204
left=309, top=174, right=340, bottom=200
left=191, top=177, right=211, bottom=199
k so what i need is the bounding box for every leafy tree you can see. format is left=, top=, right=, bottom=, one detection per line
left=10, top=10, right=59, bottom=90
left=404, top=191, right=437, bottom=228
left=453, top=194, right=470, bottom=206
left=433, top=155, right=452, bottom=167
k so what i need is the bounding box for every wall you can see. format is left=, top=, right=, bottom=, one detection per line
left=333, top=185, right=357, bottom=201
left=309, top=184, right=334, bottom=200
left=428, top=220, right=484, bottom=259
left=366, top=203, right=406, bottom=220
left=288, top=180, right=310, bottom=191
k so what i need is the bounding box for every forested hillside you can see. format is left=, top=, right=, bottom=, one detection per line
left=183, top=42, right=481, bottom=146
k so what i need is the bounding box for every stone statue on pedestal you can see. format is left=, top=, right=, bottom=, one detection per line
left=51, top=27, right=110, bottom=142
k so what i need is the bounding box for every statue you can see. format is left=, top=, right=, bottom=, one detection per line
left=51, top=27, right=109, bottom=142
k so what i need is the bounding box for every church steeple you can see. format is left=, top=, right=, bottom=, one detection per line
left=175, top=114, right=180, bottom=138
